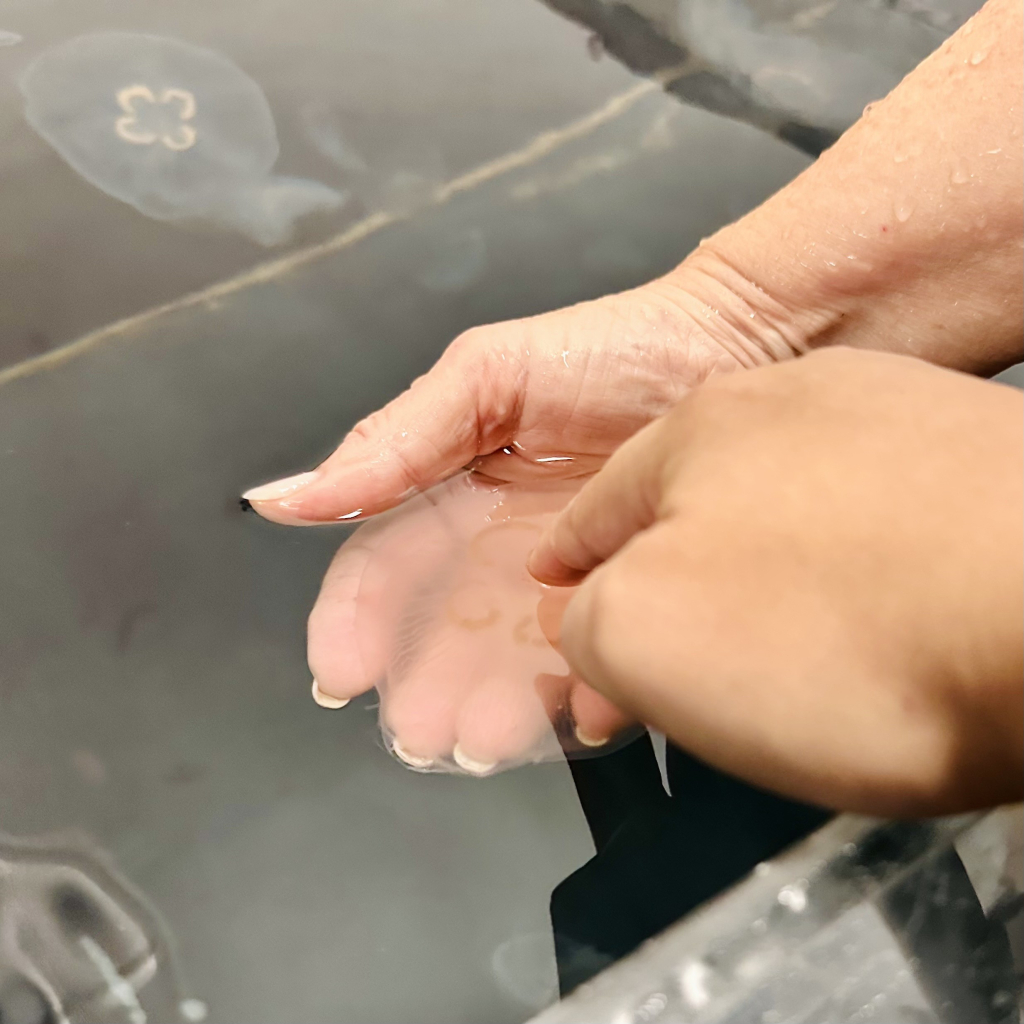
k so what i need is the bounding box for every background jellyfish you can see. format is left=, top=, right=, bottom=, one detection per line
left=417, top=226, right=488, bottom=293
left=678, top=0, right=941, bottom=135
left=0, top=833, right=204, bottom=1023
left=20, top=32, right=345, bottom=245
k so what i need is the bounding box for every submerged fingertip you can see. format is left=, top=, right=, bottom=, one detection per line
left=392, top=740, right=435, bottom=770
left=452, top=744, right=498, bottom=776
left=311, top=678, right=350, bottom=709
left=574, top=728, right=610, bottom=749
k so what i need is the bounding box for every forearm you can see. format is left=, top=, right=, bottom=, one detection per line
left=678, top=0, right=1023, bottom=376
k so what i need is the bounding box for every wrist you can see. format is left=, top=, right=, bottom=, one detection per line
left=680, top=199, right=1023, bottom=377
left=653, top=238, right=843, bottom=370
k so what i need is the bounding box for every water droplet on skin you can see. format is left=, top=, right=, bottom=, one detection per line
left=969, top=50, right=989, bottom=65
left=985, top=147, right=1002, bottom=155
left=893, top=151, right=909, bottom=163
left=975, top=213, right=988, bottom=229
left=777, top=883, right=808, bottom=912
left=895, top=204, right=913, bottom=223
left=679, top=961, right=712, bottom=1009
left=846, top=256, right=874, bottom=273
left=950, top=167, right=970, bottom=184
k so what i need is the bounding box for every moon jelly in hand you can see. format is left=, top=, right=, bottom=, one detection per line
left=321, top=472, right=640, bottom=776
left=20, top=32, right=345, bottom=244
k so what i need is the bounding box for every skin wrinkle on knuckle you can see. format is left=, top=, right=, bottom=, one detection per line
left=473, top=341, right=526, bottom=452
left=344, top=414, right=379, bottom=448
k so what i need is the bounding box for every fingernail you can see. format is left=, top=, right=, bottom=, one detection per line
left=243, top=470, right=320, bottom=502
left=452, top=744, right=498, bottom=776
left=575, top=728, right=609, bottom=749
left=311, top=678, right=349, bottom=709
left=392, top=740, right=434, bottom=770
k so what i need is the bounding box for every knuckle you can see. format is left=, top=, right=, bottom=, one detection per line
left=670, top=359, right=805, bottom=435
left=446, top=325, right=488, bottom=360
left=661, top=380, right=731, bottom=443
left=346, top=410, right=384, bottom=446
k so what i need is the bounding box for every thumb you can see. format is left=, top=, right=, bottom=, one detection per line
left=528, top=416, right=670, bottom=585
left=243, top=329, right=523, bottom=524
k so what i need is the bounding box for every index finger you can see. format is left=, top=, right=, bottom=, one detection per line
left=527, top=416, right=670, bottom=585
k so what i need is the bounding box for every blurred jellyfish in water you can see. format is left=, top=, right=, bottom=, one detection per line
left=679, top=0, right=916, bottom=135
left=20, top=32, right=346, bottom=245
left=417, top=226, right=487, bottom=293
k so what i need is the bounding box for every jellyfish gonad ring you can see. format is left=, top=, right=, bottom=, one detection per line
left=115, top=83, right=197, bottom=150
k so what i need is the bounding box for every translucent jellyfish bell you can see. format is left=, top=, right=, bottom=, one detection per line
left=20, top=32, right=345, bottom=245
left=332, top=471, right=640, bottom=777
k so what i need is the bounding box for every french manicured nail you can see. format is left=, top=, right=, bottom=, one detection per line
left=392, top=740, right=434, bottom=770
left=575, top=728, right=610, bottom=749
left=242, top=470, right=320, bottom=502
left=452, top=744, right=498, bottom=776
left=311, top=678, right=349, bottom=709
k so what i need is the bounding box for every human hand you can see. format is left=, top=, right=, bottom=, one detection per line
left=245, top=262, right=809, bottom=753
left=241, top=263, right=804, bottom=525
left=530, top=348, right=1024, bottom=815
left=244, top=0, right=1021, bottom=763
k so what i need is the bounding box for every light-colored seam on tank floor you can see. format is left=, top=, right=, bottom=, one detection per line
left=0, top=78, right=660, bottom=391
